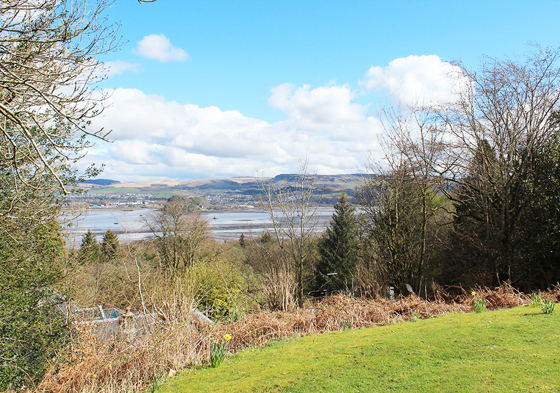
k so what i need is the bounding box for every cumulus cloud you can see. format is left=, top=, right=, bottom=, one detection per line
left=268, top=83, right=379, bottom=140
left=269, top=83, right=364, bottom=128
left=85, top=87, right=382, bottom=181
left=132, top=34, right=189, bottom=62
left=80, top=55, right=477, bottom=182
left=362, top=55, right=464, bottom=106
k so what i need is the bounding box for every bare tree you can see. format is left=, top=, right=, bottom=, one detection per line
left=360, top=47, right=560, bottom=291
left=357, top=104, right=452, bottom=296
left=258, top=158, right=320, bottom=308
left=244, top=233, right=297, bottom=311
left=145, top=199, right=209, bottom=275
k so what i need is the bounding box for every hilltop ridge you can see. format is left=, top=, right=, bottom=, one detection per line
left=83, top=174, right=366, bottom=195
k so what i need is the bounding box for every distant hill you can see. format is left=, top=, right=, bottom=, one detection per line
left=81, top=179, right=120, bottom=186
left=173, top=178, right=261, bottom=191
left=272, top=173, right=363, bottom=185
left=88, top=174, right=369, bottom=198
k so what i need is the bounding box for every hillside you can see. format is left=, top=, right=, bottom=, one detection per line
left=86, top=174, right=366, bottom=196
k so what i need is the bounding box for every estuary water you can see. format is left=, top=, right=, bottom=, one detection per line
left=62, top=208, right=335, bottom=247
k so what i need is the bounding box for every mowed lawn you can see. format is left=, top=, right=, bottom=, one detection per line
left=160, top=305, right=560, bottom=392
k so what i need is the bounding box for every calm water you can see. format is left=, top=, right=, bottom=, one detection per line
left=62, top=208, right=334, bottom=247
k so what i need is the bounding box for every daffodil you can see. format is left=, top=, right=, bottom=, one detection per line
left=223, top=334, right=232, bottom=342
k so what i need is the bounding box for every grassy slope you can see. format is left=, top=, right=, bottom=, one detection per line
left=161, top=306, right=560, bottom=392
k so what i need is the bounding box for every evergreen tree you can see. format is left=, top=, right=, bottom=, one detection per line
left=101, top=229, right=119, bottom=262
left=0, top=218, right=69, bottom=389
left=260, top=232, right=273, bottom=244
left=78, top=230, right=101, bottom=264
left=516, top=123, right=560, bottom=289
left=316, top=194, right=359, bottom=293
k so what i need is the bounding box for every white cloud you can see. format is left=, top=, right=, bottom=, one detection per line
left=362, top=55, right=464, bottom=107
left=79, top=55, right=479, bottom=182
left=104, top=60, right=139, bottom=76
left=85, top=87, right=382, bottom=181
left=269, top=83, right=365, bottom=130
left=132, top=34, right=189, bottom=62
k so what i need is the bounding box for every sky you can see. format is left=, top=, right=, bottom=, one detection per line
left=83, top=0, right=560, bottom=182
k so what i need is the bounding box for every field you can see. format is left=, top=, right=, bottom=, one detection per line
left=161, top=305, right=560, bottom=392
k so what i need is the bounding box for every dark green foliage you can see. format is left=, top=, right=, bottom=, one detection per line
left=316, top=195, right=359, bottom=293
left=260, top=232, right=273, bottom=244
left=439, top=48, right=560, bottom=289
left=0, top=218, right=69, bottom=390
left=516, top=125, right=560, bottom=289
left=363, top=178, right=426, bottom=296
left=78, top=229, right=101, bottom=264
left=239, top=233, right=246, bottom=248
left=447, top=124, right=560, bottom=290
left=101, top=229, right=120, bottom=262
left=0, top=125, right=81, bottom=387
left=443, top=140, right=503, bottom=287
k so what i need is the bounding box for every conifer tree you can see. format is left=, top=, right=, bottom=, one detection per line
left=101, top=229, right=120, bottom=262
left=316, top=194, right=359, bottom=293
left=78, top=230, right=101, bottom=264
left=0, top=218, right=69, bottom=388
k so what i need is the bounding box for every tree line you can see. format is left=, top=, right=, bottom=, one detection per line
left=240, top=47, right=560, bottom=308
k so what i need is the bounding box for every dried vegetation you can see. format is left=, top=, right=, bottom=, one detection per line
left=36, top=283, right=558, bottom=393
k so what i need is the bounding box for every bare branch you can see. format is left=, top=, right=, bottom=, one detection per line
left=0, top=0, right=120, bottom=194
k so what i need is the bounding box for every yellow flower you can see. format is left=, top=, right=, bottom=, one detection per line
left=471, top=291, right=476, bottom=296
left=223, top=334, right=232, bottom=342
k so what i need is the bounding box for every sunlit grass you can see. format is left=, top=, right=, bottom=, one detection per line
left=161, top=305, right=560, bottom=392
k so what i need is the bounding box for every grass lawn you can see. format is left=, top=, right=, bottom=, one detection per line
left=160, top=305, right=560, bottom=392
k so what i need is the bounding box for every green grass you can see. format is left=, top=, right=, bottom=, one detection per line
left=160, top=306, right=560, bottom=392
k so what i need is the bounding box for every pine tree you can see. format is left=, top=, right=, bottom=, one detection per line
left=78, top=230, right=101, bottom=264
left=101, top=229, right=120, bottom=262
left=316, top=194, right=359, bottom=293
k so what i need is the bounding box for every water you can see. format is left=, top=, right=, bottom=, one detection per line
left=61, top=209, right=149, bottom=247
left=62, top=207, right=335, bottom=247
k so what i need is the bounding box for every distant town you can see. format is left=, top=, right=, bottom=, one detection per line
left=64, top=174, right=364, bottom=210
left=64, top=191, right=258, bottom=210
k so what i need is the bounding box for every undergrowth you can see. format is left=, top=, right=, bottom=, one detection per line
left=36, top=284, right=558, bottom=392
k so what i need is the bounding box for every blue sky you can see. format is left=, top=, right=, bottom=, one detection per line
left=85, top=0, right=560, bottom=182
